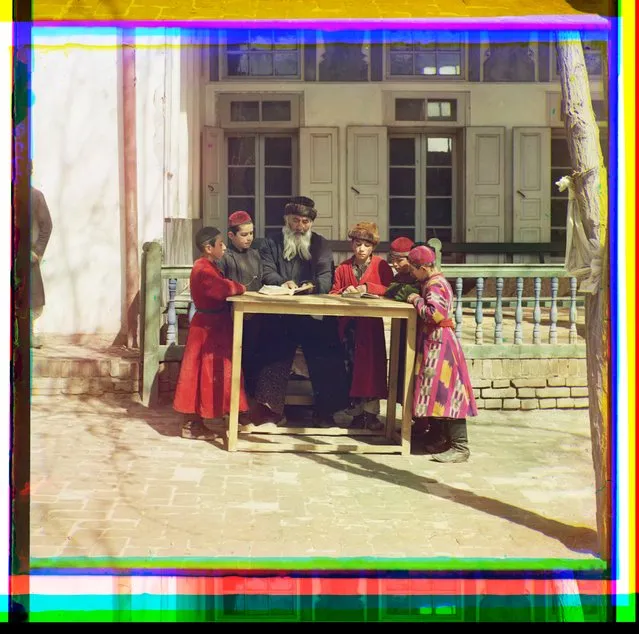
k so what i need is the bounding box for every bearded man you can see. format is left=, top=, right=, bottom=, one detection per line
left=249, top=196, right=351, bottom=427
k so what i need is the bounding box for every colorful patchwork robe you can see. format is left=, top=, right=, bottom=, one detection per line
left=410, top=272, right=478, bottom=419
left=173, top=257, right=248, bottom=420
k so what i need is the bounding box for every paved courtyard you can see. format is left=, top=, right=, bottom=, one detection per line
left=30, top=394, right=599, bottom=561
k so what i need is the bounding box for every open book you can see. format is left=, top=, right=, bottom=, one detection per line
left=341, top=291, right=381, bottom=299
left=258, top=282, right=314, bottom=296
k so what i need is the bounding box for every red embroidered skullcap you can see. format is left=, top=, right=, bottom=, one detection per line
left=408, top=245, right=436, bottom=267
left=389, top=237, right=414, bottom=257
left=228, top=210, right=253, bottom=227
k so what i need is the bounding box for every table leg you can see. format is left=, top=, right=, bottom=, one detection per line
left=227, top=307, right=245, bottom=452
left=385, top=318, right=401, bottom=440
left=400, top=313, right=417, bottom=456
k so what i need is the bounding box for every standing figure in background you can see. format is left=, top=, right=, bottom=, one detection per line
left=174, top=227, right=248, bottom=440
left=330, top=222, right=394, bottom=430
left=218, top=210, right=263, bottom=402
left=405, top=246, right=478, bottom=463
left=30, top=161, right=53, bottom=348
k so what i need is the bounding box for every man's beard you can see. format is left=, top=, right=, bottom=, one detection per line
left=282, top=225, right=312, bottom=261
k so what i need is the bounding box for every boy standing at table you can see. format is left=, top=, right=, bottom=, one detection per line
left=330, top=222, right=394, bottom=430
left=218, top=210, right=263, bottom=400
left=174, top=226, right=249, bottom=440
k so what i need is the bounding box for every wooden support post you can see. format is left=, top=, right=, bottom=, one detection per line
left=141, top=241, right=162, bottom=407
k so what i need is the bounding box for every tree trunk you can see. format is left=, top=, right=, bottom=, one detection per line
left=555, top=32, right=610, bottom=562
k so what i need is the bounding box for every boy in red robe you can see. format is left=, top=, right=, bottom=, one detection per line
left=174, top=226, right=249, bottom=440
left=330, top=222, right=394, bottom=430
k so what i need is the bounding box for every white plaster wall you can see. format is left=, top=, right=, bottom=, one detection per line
left=31, top=30, right=122, bottom=336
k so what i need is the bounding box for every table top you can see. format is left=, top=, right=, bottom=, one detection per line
left=227, top=291, right=416, bottom=318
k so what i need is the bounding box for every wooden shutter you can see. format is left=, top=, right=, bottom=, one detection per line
left=299, top=127, right=338, bottom=239
left=464, top=127, right=505, bottom=263
left=513, top=127, right=551, bottom=263
left=346, top=126, right=388, bottom=239
left=201, top=126, right=226, bottom=226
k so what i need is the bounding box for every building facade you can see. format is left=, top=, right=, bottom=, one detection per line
left=31, top=26, right=608, bottom=338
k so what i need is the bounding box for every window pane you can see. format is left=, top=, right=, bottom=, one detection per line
left=389, top=197, right=415, bottom=226
left=395, top=98, right=425, bottom=121
left=265, top=226, right=283, bottom=240
left=389, top=52, right=413, bottom=75
left=551, top=199, right=567, bottom=227
left=269, top=595, right=297, bottom=615
left=250, top=52, right=274, bottom=75
left=438, top=51, right=461, bottom=75
left=228, top=136, right=255, bottom=166
left=228, top=197, right=255, bottom=215
left=228, top=167, right=255, bottom=195
left=223, top=594, right=244, bottom=614
left=274, top=30, right=298, bottom=49
left=426, top=137, right=453, bottom=166
left=264, top=137, right=292, bottom=165
left=426, top=167, right=452, bottom=196
left=413, top=31, right=437, bottom=49
left=427, top=100, right=456, bottom=120
left=262, top=101, right=292, bottom=122
left=551, top=168, right=570, bottom=196
left=551, top=228, right=566, bottom=244
left=426, top=227, right=452, bottom=242
left=387, top=31, right=413, bottom=50
left=415, top=52, right=437, bottom=75
left=427, top=198, right=452, bottom=226
left=250, top=30, right=274, bottom=50
left=265, top=198, right=290, bottom=225
left=551, top=138, right=572, bottom=166
left=390, top=167, right=416, bottom=196
left=390, top=138, right=416, bottom=166
left=230, top=101, right=260, bottom=122
left=265, top=167, right=292, bottom=195
left=226, top=53, right=249, bottom=76
left=228, top=137, right=256, bottom=165
left=226, top=30, right=250, bottom=51
left=274, top=52, right=298, bottom=76
left=390, top=227, right=415, bottom=242
left=437, top=31, right=462, bottom=49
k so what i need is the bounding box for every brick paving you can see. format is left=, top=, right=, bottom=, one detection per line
left=31, top=393, right=599, bottom=561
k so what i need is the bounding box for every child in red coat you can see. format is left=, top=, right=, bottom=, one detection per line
left=174, top=226, right=248, bottom=440
left=330, top=222, right=394, bottom=430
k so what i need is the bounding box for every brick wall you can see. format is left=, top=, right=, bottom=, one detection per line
left=31, top=358, right=140, bottom=396
left=467, top=358, right=589, bottom=410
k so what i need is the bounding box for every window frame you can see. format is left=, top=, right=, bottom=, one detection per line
left=217, top=28, right=305, bottom=81
left=546, top=91, right=608, bottom=128
left=217, top=92, right=303, bottom=130
left=383, top=91, right=470, bottom=128
left=225, top=131, right=299, bottom=239
left=388, top=131, right=458, bottom=245
left=383, top=30, right=467, bottom=81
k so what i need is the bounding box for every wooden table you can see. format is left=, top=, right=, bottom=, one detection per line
left=226, top=292, right=417, bottom=455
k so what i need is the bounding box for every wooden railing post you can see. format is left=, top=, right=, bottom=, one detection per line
left=514, top=277, right=523, bottom=345
left=141, top=241, right=162, bottom=407
left=532, top=277, right=542, bottom=345
left=494, top=277, right=503, bottom=344
left=167, top=279, right=177, bottom=346
left=475, top=277, right=484, bottom=345
left=455, top=277, right=463, bottom=341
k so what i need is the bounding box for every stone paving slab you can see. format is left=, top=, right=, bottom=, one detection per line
left=30, top=394, right=598, bottom=561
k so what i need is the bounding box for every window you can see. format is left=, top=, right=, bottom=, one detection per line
left=386, top=30, right=463, bottom=78
left=384, top=91, right=469, bottom=127
left=227, top=134, right=297, bottom=239
left=222, top=29, right=301, bottom=78
left=389, top=134, right=456, bottom=244
left=550, top=133, right=608, bottom=254
left=218, top=578, right=300, bottom=621
left=217, top=93, right=302, bottom=129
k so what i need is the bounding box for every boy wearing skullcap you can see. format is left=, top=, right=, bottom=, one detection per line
left=218, top=211, right=264, bottom=400
left=174, top=226, right=249, bottom=440
left=404, top=246, right=478, bottom=462
left=329, top=222, right=395, bottom=430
